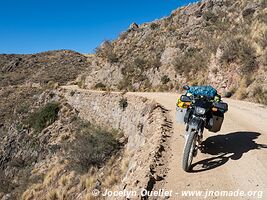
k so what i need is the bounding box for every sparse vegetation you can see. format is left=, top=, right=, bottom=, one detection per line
left=95, top=40, right=118, bottom=63
left=77, top=75, right=86, bottom=88
left=252, top=86, right=267, bottom=105
left=149, top=57, right=162, bottom=70
left=119, top=98, right=128, bottom=111
left=0, top=50, right=88, bottom=88
left=119, top=31, right=128, bottom=40
left=66, top=119, right=123, bottom=171
left=203, top=11, right=218, bottom=23
left=174, top=50, right=208, bottom=77
left=26, top=102, right=60, bottom=132
left=150, top=23, right=160, bottom=30
left=0, top=86, right=44, bottom=135
left=118, top=58, right=149, bottom=91
left=94, top=82, right=106, bottom=90
left=81, top=0, right=266, bottom=104
left=219, top=37, right=258, bottom=75
left=70, top=90, right=75, bottom=96
left=161, top=75, right=170, bottom=84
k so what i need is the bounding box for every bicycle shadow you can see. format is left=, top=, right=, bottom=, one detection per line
left=190, top=131, right=267, bottom=172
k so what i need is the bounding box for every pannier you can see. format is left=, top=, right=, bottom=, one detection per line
left=208, top=113, right=224, bottom=133
left=208, top=102, right=228, bottom=132
left=176, top=106, right=187, bottom=124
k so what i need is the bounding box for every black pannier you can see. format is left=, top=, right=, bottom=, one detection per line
left=207, top=102, right=228, bottom=132
left=208, top=114, right=224, bottom=133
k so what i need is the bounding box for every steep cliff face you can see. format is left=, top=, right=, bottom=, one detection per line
left=63, top=87, right=170, bottom=199
left=81, top=0, right=267, bottom=104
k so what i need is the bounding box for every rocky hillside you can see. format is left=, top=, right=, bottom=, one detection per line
left=0, top=50, right=89, bottom=87
left=0, top=50, right=91, bottom=136
left=0, top=0, right=267, bottom=199
left=0, top=86, right=169, bottom=199
left=81, top=0, right=267, bottom=104
left=0, top=89, right=126, bottom=199
left=0, top=49, right=169, bottom=199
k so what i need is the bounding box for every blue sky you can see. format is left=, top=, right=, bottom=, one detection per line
left=0, top=0, right=198, bottom=54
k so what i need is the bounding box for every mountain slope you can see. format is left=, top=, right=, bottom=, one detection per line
left=0, top=50, right=89, bottom=87
left=81, top=0, right=267, bottom=104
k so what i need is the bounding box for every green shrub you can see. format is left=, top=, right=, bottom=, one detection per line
left=119, top=98, right=128, bottom=111
left=133, top=58, right=146, bottom=70
left=70, top=91, right=75, bottom=96
left=26, top=102, right=60, bottom=132
left=117, top=77, right=133, bottom=91
left=242, top=8, right=255, bottom=18
left=220, top=38, right=240, bottom=63
left=94, top=82, right=106, bottom=90
left=17, top=103, right=30, bottom=114
left=239, top=41, right=257, bottom=74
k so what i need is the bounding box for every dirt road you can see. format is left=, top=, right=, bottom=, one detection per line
left=62, top=86, right=267, bottom=199
left=130, top=92, right=267, bottom=200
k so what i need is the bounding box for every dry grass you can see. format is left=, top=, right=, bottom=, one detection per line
left=77, top=75, right=86, bottom=89
left=47, top=190, right=59, bottom=200
left=236, top=87, right=247, bottom=100
left=43, top=165, right=63, bottom=187
left=21, top=125, right=127, bottom=200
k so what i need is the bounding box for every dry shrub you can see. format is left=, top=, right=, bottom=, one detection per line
left=236, top=87, right=247, bottom=100
left=174, top=49, right=208, bottom=77
left=219, top=37, right=258, bottom=75
left=161, top=75, right=170, bottom=84
left=95, top=40, right=118, bottom=63
left=252, top=86, right=267, bottom=105
left=47, top=190, right=59, bottom=200
left=118, top=58, right=150, bottom=90
left=65, top=119, right=123, bottom=172
left=77, top=75, right=86, bottom=89
left=94, top=82, right=106, bottom=90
